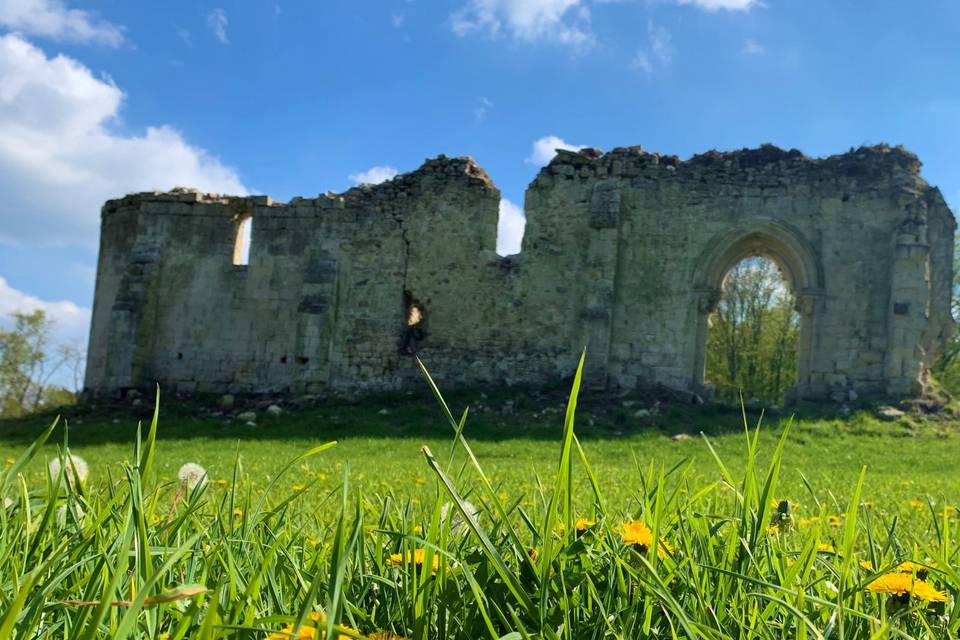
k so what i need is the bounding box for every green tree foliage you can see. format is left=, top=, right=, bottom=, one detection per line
left=705, top=257, right=799, bottom=403
left=933, top=236, right=960, bottom=394
left=0, top=310, right=82, bottom=417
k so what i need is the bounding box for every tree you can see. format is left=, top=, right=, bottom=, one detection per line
left=0, top=310, right=85, bottom=417
left=705, top=257, right=799, bottom=403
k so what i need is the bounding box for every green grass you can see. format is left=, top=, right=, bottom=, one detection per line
left=1, top=362, right=959, bottom=638
left=1, top=388, right=956, bottom=517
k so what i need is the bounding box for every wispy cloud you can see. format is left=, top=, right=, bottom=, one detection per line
left=676, top=0, right=760, bottom=10
left=451, top=0, right=594, bottom=50
left=631, top=21, right=673, bottom=75
left=207, top=8, right=229, bottom=44
left=391, top=13, right=404, bottom=28
left=0, top=0, right=125, bottom=46
left=742, top=39, right=764, bottom=55
left=474, top=96, right=494, bottom=123
left=526, top=134, right=585, bottom=166
left=349, top=165, right=399, bottom=185
left=175, top=24, right=191, bottom=45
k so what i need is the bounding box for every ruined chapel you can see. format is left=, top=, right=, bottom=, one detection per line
left=84, top=144, right=955, bottom=403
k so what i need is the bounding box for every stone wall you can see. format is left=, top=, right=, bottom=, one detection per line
left=84, top=144, right=955, bottom=402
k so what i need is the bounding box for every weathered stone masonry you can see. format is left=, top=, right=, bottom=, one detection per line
left=84, top=144, right=955, bottom=402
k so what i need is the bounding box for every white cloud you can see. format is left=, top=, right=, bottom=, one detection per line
left=0, top=275, right=91, bottom=347
left=451, top=0, right=593, bottom=49
left=676, top=0, right=760, bottom=10
left=391, top=14, right=404, bottom=27
left=497, top=198, right=525, bottom=256
left=526, top=134, right=585, bottom=165
left=741, top=39, right=764, bottom=55
left=0, top=34, right=247, bottom=247
left=349, top=165, right=399, bottom=185
left=207, top=8, right=229, bottom=44
left=0, top=0, right=124, bottom=46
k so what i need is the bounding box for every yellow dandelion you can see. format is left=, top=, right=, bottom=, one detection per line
left=896, top=561, right=930, bottom=578
left=860, top=560, right=874, bottom=571
left=266, top=612, right=354, bottom=640
left=817, top=543, right=835, bottom=553
left=575, top=517, right=595, bottom=532
left=766, top=525, right=780, bottom=535
left=866, top=573, right=947, bottom=603
left=798, top=516, right=821, bottom=527
left=5, top=458, right=15, bottom=465
left=413, top=525, right=423, bottom=535
left=658, top=537, right=674, bottom=559
left=621, top=520, right=653, bottom=549
left=292, top=484, right=306, bottom=492
left=213, top=479, right=228, bottom=486
left=827, top=515, right=842, bottom=527
left=233, top=508, right=243, bottom=518
left=388, top=548, right=440, bottom=572
left=909, top=499, right=924, bottom=511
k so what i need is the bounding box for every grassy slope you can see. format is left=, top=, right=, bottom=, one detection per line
left=0, top=389, right=956, bottom=523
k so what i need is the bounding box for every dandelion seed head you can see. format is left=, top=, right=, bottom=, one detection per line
left=178, top=463, right=208, bottom=490
left=48, top=455, right=89, bottom=486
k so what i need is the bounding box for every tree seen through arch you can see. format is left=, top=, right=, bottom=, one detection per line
left=705, top=256, right=800, bottom=404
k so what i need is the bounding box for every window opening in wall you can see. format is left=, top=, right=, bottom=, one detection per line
left=400, top=291, right=427, bottom=355
left=704, top=256, right=799, bottom=405
left=233, top=216, right=253, bottom=266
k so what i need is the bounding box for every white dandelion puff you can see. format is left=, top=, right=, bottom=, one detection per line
left=441, top=500, right=481, bottom=535
left=178, top=463, right=208, bottom=490
left=48, top=455, right=89, bottom=487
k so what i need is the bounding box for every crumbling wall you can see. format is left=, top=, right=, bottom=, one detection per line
left=84, top=144, right=955, bottom=402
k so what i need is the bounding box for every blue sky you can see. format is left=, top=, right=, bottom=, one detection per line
left=0, top=0, right=958, bottom=379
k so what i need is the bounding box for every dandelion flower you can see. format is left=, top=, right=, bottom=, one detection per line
left=860, top=560, right=874, bottom=571
left=575, top=517, right=595, bottom=535
left=866, top=573, right=947, bottom=602
left=48, top=455, right=88, bottom=487
left=621, top=520, right=653, bottom=549
left=266, top=612, right=353, bottom=640
left=233, top=508, right=243, bottom=518
left=896, top=561, right=930, bottom=579
left=817, top=543, right=835, bottom=553
left=368, top=633, right=408, bottom=640
left=388, top=548, right=440, bottom=572
left=177, top=463, right=208, bottom=490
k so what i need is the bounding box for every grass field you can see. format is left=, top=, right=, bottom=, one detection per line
left=1, top=386, right=957, bottom=516
left=2, top=366, right=960, bottom=638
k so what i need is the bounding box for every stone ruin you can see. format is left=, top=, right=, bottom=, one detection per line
left=84, top=144, right=955, bottom=404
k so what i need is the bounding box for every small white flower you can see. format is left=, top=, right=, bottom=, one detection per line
left=3, top=497, right=12, bottom=509
left=48, top=455, right=89, bottom=487
left=178, top=463, right=208, bottom=490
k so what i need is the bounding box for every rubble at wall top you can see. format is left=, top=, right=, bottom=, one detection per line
left=102, top=143, right=931, bottom=215
left=538, top=143, right=925, bottom=187
left=103, top=155, right=495, bottom=213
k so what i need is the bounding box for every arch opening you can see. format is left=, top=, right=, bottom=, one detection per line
left=691, top=221, right=823, bottom=405
left=704, top=255, right=799, bottom=404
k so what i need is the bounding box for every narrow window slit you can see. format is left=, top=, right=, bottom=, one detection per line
left=233, top=216, right=253, bottom=266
